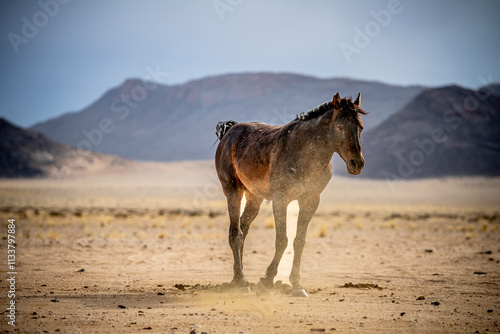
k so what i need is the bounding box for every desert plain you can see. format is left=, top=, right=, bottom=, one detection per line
left=0, top=160, right=499, bottom=333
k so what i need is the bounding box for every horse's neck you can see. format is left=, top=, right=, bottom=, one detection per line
left=300, top=111, right=337, bottom=161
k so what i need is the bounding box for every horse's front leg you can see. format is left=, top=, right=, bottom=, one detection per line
left=289, top=194, right=320, bottom=297
left=259, top=198, right=288, bottom=289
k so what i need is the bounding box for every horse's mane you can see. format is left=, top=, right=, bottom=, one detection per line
left=295, top=101, right=334, bottom=121
left=295, top=97, right=367, bottom=128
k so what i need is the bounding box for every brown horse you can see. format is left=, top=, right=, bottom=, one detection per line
left=215, top=92, right=367, bottom=296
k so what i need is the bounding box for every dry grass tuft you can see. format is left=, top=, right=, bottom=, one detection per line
left=318, top=223, right=328, bottom=238
left=45, top=230, right=60, bottom=239
left=265, top=218, right=275, bottom=229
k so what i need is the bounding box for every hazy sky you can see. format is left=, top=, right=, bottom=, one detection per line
left=1, top=0, right=499, bottom=127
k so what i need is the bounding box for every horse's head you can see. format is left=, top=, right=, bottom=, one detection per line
left=331, top=92, right=367, bottom=175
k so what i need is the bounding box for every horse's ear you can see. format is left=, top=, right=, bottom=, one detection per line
left=333, top=92, right=341, bottom=109
left=354, top=92, right=361, bottom=106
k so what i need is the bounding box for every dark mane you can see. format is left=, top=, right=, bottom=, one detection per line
left=295, top=97, right=367, bottom=128
left=295, top=101, right=334, bottom=121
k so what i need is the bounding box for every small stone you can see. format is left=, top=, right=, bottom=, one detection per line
left=50, top=299, right=60, bottom=302
left=417, top=296, right=425, bottom=300
left=431, top=302, right=440, bottom=306
left=400, top=312, right=406, bottom=316
left=75, top=268, right=85, bottom=273
left=473, top=271, right=487, bottom=275
left=424, top=249, right=433, bottom=253
left=118, top=305, right=127, bottom=309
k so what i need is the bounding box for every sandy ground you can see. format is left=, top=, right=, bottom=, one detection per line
left=0, top=160, right=499, bottom=333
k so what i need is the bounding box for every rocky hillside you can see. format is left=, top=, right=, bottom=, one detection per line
left=0, top=118, right=130, bottom=178
left=359, top=85, right=500, bottom=179
left=30, top=72, right=424, bottom=161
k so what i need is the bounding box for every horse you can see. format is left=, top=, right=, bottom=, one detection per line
left=214, top=92, right=367, bottom=296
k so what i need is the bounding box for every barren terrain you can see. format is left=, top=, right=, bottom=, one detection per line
left=1, top=161, right=499, bottom=333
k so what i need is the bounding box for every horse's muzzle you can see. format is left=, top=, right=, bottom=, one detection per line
left=347, top=156, right=364, bottom=175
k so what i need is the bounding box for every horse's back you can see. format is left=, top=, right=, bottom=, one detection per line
left=218, top=122, right=279, bottom=152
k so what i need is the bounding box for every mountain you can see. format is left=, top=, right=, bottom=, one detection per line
left=0, top=118, right=130, bottom=178
left=359, top=85, right=500, bottom=179
left=30, top=72, right=424, bottom=161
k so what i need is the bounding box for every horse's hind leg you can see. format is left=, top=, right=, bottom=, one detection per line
left=239, top=192, right=263, bottom=265
left=226, top=188, right=246, bottom=286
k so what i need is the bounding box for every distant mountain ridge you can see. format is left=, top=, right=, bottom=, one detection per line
left=360, top=84, right=500, bottom=179
left=0, top=118, right=131, bottom=178
left=23, top=72, right=500, bottom=179
left=30, top=72, right=425, bottom=161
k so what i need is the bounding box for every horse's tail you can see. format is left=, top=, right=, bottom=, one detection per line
left=215, top=120, right=238, bottom=140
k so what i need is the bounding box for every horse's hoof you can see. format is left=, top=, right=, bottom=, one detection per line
left=292, top=289, right=308, bottom=297
left=258, top=278, right=274, bottom=290
left=238, top=286, right=251, bottom=294
left=230, top=278, right=249, bottom=287
left=256, top=279, right=272, bottom=294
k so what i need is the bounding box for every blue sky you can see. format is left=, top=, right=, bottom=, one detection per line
left=1, top=0, right=499, bottom=127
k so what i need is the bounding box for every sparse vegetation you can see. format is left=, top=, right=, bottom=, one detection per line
left=265, top=218, right=275, bottom=229
left=316, top=223, right=328, bottom=238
